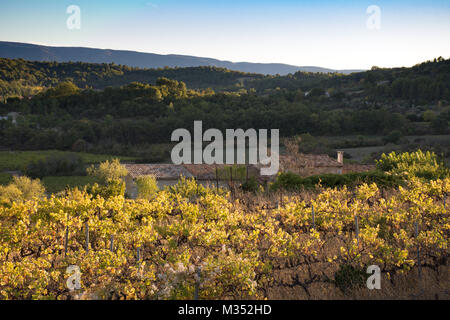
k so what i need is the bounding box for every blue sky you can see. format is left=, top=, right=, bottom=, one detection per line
left=0, top=0, right=449, bottom=69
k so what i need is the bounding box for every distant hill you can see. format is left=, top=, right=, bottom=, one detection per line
left=0, top=41, right=363, bottom=76
left=0, top=57, right=268, bottom=95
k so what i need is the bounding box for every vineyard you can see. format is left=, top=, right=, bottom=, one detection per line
left=0, top=173, right=448, bottom=299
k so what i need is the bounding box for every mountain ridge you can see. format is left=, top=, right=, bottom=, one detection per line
left=0, top=41, right=364, bottom=76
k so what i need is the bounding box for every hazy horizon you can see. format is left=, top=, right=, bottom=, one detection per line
left=1, top=0, right=450, bottom=70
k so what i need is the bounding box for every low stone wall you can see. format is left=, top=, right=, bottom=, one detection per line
left=342, top=164, right=376, bottom=174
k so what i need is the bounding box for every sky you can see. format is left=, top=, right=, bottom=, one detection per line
left=0, top=0, right=449, bottom=70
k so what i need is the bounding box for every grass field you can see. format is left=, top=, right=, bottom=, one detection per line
left=0, top=172, right=12, bottom=185
left=0, top=150, right=136, bottom=193
left=0, top=150, right=137, bottom=172
left=41, top=176, right=100, bottom=194
left=326, top=134, right=450, bottom=163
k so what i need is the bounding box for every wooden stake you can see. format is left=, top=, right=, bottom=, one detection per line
left=215, top=167, right=219, bottom=192
left=415, top=221, right=421, bottom=279
left=194, top=268, right=201, bottom=300
left=64, top=226, right=69, bottom=257
left=85, top=221, right=89, bottom=253
left=110, top=235, right=114, bottom=252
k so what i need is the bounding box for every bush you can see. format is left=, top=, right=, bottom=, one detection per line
left=0, top=176, right=45, bottom=204
left=86, top=179, right=126, bottom=199
left=135, top=175, right=159, bottom=199
left=376, top=150, right=449, bottom=179
left=25, top=154, right=85, bottom=179
left=71, top=139, right=88, bottom=152
left=240, top=176, right=259, bottom=193
left=334, top=264, right=367, bottom=294
left=271, top=170, right=404, bottom=191
left=383, top=130, right=403, bottom=144
left=87, top=158, right=128, bottom=183
left=431, top=117, right=449, bottom=134
left=0, top=173, right=12, bottom=185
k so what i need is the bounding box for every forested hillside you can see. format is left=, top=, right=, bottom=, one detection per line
left=0, top=58, right=264, bottom=99
left=0, top=57, right=448, bottom=160
left=250, top=57, right=450, bottom=102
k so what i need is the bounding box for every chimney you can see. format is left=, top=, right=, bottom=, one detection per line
left=337, top=151, right=344, bottom=164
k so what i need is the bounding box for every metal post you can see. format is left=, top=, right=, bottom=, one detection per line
left=312, top=205, right=315, bottom=229
left=230, top=167, right=233, bottom=198
left=230, top=166, right=233, bottom=184
left=355, top=215, right=359, bottom=246
left=215, top=167, right=219, bottom=192
left=194, top=268, right=201, bottom=300
left=415, top=221, right=421, bottom=279
left=64, top=226, right=69, bottom=257
left=137, top=246, right=141, bottom=261
left=280, top=190, right=283, bottom=207
left=85, top=221, right=89, bottom=253
left=110, top=235, right=114, bottom=252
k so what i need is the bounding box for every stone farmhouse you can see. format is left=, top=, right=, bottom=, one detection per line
left=123, top=151, right=374, bottom=198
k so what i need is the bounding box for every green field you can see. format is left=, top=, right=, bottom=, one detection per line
left=0, top=150, right=136, bottom=193
left=0, top=172, right=12, bottom=185
left=0, top=150, right=137, bottom=171
left=41, top=176, right=100, bottom=194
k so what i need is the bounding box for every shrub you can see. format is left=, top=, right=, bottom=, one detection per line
left=240, top=176, right=259, bottom=193
left=135, top=175, right=159, bottom=200
left=376, top=150, right=449, bottom=179
left=334, top=264, right=367, bottom=294
left=0, top=176, right=45, bottom=204
left=0, top=173, right=12, bottom=185
left=25, top=154, right=85, bottom=179
left=431, top=117, right=449, bottom=134
left=87, top=158, right=128, bottom=184
left=86, top=179, right=126, bottom=199
left=71, top=139, right=88, bottom=152
left=383, top=130, right=403, bottom=144
left=271, top=170, right=404, bottom=191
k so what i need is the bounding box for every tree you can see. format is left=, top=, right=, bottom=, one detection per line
left=87, top=159, right=128, bottom=184
left=46, top=81, right=80, bottom=98
left=0, top=176, right=45, bottom=204
left=431, top=117, right=449, bottom=134
left=423, top=110, right=437, bottom=122
left=135, top=175, right=159, bottom=200
left=383, top=130, right=403, bottom=144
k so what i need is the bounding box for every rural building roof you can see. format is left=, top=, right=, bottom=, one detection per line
left=183, top=164, right=259, bottom=180
left=124, top=164, right=193, bottom=180
left=280, top=154, right=343, bottom=169
left=182, top=164, right=218, bottom=180
left=124, top=163, right=262, bottom=180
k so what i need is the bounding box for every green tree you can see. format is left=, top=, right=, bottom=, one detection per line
left=0, top=176, right=45, bottom=204
left=423, top=110, right=437, bottom=122
left=87, top=158, right=128, bottom=184
left=135, top=175, right=159, bottom=200
left=46, top=81, right=80, bottom=98
left=431, top=117, right=448, bottom=134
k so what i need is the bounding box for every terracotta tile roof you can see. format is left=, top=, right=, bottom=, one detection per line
left=280, top=154, right=343, bottom=169
left=124, top=164, right=193, bottom=180
left=182, top=164, right=218, bottom=180
left=183, top=164, right=259, bottom=180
